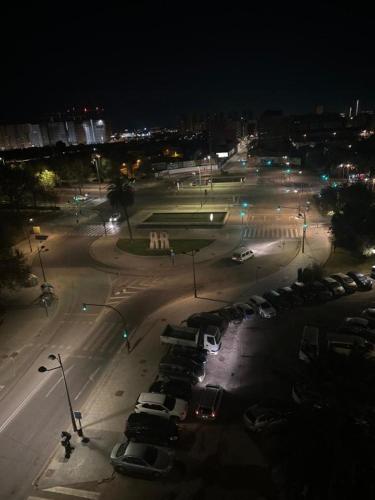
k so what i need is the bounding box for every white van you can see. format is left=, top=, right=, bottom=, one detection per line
left=232, top=247, right=254, bottom=263
left=299, top=326, right=319, bottom=363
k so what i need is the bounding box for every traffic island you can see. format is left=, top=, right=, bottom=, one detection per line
left=138, top=211, right=228, bottom=228
left=116, top=238, right=214, bottom=255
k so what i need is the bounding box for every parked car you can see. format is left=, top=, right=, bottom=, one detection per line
left=319, top=277, right=346, bottom=297
left=134, top=392, right=188, bottom=421
left=195, top=384, right=224, bottom=420
left=149, top=378, right=192, bottom=402
left=243, top=400, right=294, bottom=433
left=277, top=286, right=304, bottom=307
left=343, top=317, right=371, bottom=329
left=248, top=295, right=277, bottom=319
left=263, top=290, right=289, bottom=311
left=170, top=345, right=208, bottom=364
left=291, top=281, right=313, bottom=302
left=125, top=412, right=179, bottom=445
left=159, top=358, right=205, bottom=385
left=306, top=281, right=333, bottom=302
left=213, top=305, right=244, bottom=324
left=328, top=333, right=374, bottom=357
left=361, top=308, right=375, bottom=327
left=330, top=273, right=357, bottom=294
left=186, top=312, right=228, bottom=334
left=109, top=212, right=122, bottom=222
left=371, top=266, right=375, bottom=279
left=234, top=303, right=256, bottom=320
left=347, top=271, right=373, bottom=291
left=110, top=440, right=174, bottom=477
left=232, top=247, right=254, bottom=263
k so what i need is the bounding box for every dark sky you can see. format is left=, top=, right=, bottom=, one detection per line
left=1, top=2, right=374, bottom=129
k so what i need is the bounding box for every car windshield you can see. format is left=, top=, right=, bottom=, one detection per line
left=233, top=253, right=241, bottom=258
left=117, top=442, right=127, bottom=457
left=262, top=303, right=271, bottom=309
left=164, top=395, right=176, bottom=410
left=143, top=446, right=158, bottom=465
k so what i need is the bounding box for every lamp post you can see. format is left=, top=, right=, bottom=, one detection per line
left=82, top=303, right=130, bottom=352
left=37, top=245, right=48, bottom=283
left=24, top=217, right=34, bottom=253
left=94, top=155, right=102, bottom=198
left=182, top=249, right=199, bottom=298
left=38, top=353, right=78, bottom=434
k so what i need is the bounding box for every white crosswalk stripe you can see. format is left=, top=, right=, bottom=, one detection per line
left=42, top=486, right=100, bottom=499
left=68, top=224, right=120, bottom=236
left=242, top=225, right=301, bottom=240
left=109, top=275, right=166, bottom=306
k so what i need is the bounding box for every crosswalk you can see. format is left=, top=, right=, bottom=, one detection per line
left=27, top=485, right=100, bottom=500
left=241, top=225, right=301, bottom=240
left=68, top=224, right=121, bottom=236
left=108, top=275, right=166, bottom=307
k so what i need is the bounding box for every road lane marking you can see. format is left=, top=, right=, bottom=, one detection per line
left=0, top=377, right=48, bottom=433
left=43, top=486, right=100, bottom=499
left=45, top=365, right=74, bottom=398
left=27, top=496, right=50, bottom=500
left=74, top=366, right=101, bottom=401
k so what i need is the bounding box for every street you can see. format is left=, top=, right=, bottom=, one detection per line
left=0, top=154, right=334, bottom=500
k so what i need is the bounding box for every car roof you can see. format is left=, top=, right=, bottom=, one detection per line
left=126, top=441, right=151, bottom=457
left=138, top=393, right=166, bottom=405
left=250, top=295, right=266, bottom=303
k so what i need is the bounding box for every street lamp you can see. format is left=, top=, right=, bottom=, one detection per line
left=94, top=155, right=102, bottom=198
left=37, top=245, right=49, bottom=283
left=24, top=217, right=34, bottom=253
left=82, top=303, right=130, bottom=352
left=182, top=249, right=199, bottom=298
left=38, top=353, right=78, bottom=434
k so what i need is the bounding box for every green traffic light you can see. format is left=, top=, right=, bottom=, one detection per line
left=82, top=303, right=87, bottom=311
left=123, top=330, right=128, bottom=339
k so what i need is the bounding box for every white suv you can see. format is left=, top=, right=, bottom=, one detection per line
left=248, top=295, right=277, bottom=319
left=135, top=393, right=188, bottom=421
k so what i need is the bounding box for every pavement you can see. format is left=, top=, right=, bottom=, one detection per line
left=32, top=221, right=332, bottom=499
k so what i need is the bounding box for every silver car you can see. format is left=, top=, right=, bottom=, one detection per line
left=110, top=440, right=174, bottom=477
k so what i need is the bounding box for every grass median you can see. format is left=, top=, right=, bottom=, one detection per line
left=324, top=247, right=375, bottom=275
left=116, top=238, right=215, bottom=256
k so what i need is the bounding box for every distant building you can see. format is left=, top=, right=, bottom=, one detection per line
left=0, top=107, right=109, bottom=150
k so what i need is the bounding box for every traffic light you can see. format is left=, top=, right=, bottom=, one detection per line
left=242, top=202, right=248, bottom=208
left=240, top=211, right=246, bottom=217
left=82, top=303, right=88, bottom=311
left=277, top=206, right=281, bottom=212
left=122, top=330, right=128, bottom=339
left=303, top=223, right=308, bottom=229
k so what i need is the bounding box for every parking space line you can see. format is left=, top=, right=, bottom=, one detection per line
left=43, top=486, right=100, bottom=499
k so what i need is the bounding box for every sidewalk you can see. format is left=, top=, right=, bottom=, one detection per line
left=35, top=226, right=331, bottom=495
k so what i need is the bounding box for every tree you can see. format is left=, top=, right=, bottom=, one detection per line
left=107, top=178, right=135, bottom=241
left=36, top=169, right=57, bottom=190
left=0, top=226, right=30, bottom=291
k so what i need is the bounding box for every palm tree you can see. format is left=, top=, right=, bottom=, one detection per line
left=107, top=178, right=135, bottom=241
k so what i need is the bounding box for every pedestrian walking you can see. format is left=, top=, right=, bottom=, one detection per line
left=61, top=431, right=74, bottom=459
left=170, top=248, right=175, bottom=265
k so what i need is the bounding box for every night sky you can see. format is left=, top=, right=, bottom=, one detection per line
left=1, top=2, right=374, bottom=129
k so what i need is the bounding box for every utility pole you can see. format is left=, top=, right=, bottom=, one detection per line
left=302, top=210, right=307, bottom=254
left=183, top=249, right=199, bottom=298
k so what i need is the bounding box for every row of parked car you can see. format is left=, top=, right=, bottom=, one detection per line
left=110, top=305, right=245, bottom=478
left=247, top=271, right=373, bottom=319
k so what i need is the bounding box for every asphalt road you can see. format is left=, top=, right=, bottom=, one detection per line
left=0, top=156, right=330, bottom=500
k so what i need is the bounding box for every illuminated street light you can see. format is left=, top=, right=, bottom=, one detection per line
left=82, top=303, right=130, bottom=352
left=38, top=353, right=78, bottom=434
